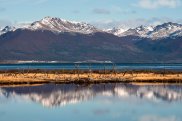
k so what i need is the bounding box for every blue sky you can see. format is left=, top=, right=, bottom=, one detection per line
left=0, top=0, right=182, bottom=28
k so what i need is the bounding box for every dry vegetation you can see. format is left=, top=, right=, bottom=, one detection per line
left=0, top=69, right=182, bottom=85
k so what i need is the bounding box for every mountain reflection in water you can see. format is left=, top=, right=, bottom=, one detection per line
left=0, top=83, right=182, bottom=108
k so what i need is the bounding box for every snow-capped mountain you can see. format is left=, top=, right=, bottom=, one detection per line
left=22, top=16, right=100, bottom=34
left=107, top=25, right=154, bottom=37
left=104, top=27, right=127, bottom=36
left=0, top=17, right=182, bottom=39
left=0, top=26, right=15, bottom=35
left=136, top=25, right=154, bottom=36
left=0, top=17, right=101, bottom=36
left=110, top=22, right=182, bottom=39
left=148, top=22, right=182, bottom=39
left=1, top=17, right=182, bottom=62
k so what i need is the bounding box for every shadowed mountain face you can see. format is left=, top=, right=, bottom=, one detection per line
left=0, top=17, right=182, bottom=63
left=0, top=29, right=140, bottom=62
left=0, top=29, right=182, bottom=63
left=1, top=84, right=182, bottom=108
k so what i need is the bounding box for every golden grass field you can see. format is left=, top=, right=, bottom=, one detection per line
left=0, top=69, right=182, bottom=85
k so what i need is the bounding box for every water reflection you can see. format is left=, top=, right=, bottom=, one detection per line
left=0, top=83, right=182, bottom=107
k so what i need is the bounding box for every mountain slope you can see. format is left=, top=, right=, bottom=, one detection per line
left=0, top=17, right=182, bottom=62
left=0, top=29, right=143, bottom=62
left=0, top=26, right=15, bottom=36
left=1, top=28, right=182, bottom=62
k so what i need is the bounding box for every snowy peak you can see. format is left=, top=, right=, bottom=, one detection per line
left=105, top=27, right=127, bottom=36
left=121, top=28, right=140, bottom=37
left=0, top=17, right=101, bottom=35
left=108, top=25, right=154, bottom=37
left=136, top=25, right=154, bottom=34
left=0, top=26, right=15, bottom=35
left=134, top=25, right=154, bottom=37
left=110, top=22, right=182, bottom=39
left=27, top=16, right=100, bottom=34
left=148, top=22, right=182, bottom=39
left=154, top=22, right=182, bottom=31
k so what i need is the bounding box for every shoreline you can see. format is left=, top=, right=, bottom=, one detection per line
left=0, top=69, right=182, bottom=86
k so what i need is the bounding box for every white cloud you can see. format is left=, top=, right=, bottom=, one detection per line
left=139, top=115, right=180, bottom=121
left=93, top=8, right=111, bottom=14
left=135, top=0, right=181, bottom=9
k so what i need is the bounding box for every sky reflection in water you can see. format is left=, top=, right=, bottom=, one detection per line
left=0, top=83, right=182, bottom=121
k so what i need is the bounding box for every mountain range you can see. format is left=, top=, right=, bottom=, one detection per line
left=0, top=16, right=182, bottom=63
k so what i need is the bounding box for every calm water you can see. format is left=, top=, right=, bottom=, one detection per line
left=0, top=83, right=182, bottom=121
left=0, top=63, right=182, bottom=71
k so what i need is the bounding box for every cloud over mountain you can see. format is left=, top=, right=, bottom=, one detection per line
left=135, top=0, right=181, bottom=9
left=93, top=8, right=111, bottom=14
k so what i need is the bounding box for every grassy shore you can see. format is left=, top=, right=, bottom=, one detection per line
left=0, top=69, right=182, bottom=85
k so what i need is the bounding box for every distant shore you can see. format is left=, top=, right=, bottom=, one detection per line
left=0, top=69, right=182, bottom=86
